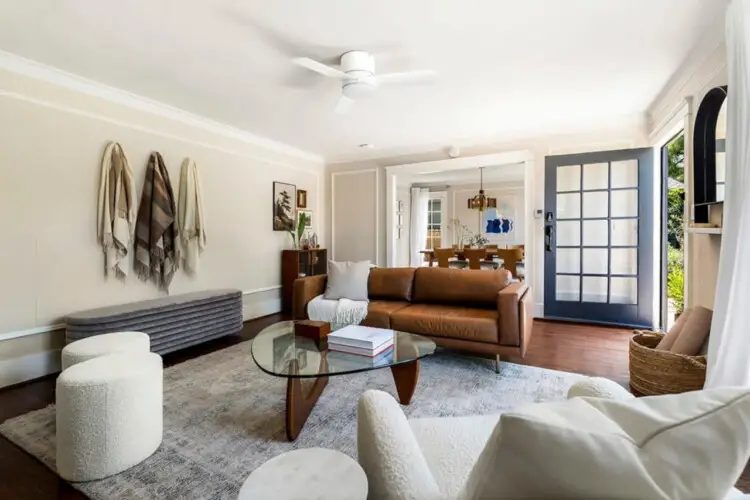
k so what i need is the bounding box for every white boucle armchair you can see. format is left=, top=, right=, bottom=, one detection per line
left=356, top=379, right=750, bottom=500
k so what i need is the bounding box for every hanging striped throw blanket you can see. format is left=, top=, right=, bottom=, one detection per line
left=97, top=142, right=136, bottom=280
left=135, top=152, right=179, bottom=292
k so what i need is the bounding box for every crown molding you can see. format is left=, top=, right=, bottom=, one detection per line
left=0, top=50, right=323, bottom=165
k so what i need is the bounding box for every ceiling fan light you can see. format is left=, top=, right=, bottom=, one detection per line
left=342, top=80, right=376, bottom=99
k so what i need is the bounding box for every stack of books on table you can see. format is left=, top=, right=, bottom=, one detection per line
left=327, top=325, right=394, bottom=357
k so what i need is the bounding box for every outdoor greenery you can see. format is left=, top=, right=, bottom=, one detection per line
left=667, top=246, right=685, bottom=314
left=667, top=135, right=685, bottom=183
left=666, top=134, right=685, bottom=314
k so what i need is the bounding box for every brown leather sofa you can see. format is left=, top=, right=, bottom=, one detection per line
left=293, top=267, right=534, bottom=366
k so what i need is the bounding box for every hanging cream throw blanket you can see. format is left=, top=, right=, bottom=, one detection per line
left=97, top=142, right=136, bottom=280
left=177, top=158, right=207, bottom=274
left=135, top=152, right=179, bottom=292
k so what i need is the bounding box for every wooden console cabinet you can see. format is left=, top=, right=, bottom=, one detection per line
left=281, top=249, right=327, bottom=314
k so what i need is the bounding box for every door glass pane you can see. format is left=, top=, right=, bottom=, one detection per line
left=557, top=248, right=580, bottom=274
left=611, top=189, right=638, bottom=217
left=611, top=248, right=637, bottom=275
left=583, top=163, right=608, bottom=190
left=557, top=193, right=581, bottom=219
left=557, top=165, right=581, bottom=192
left=557, top=221, right=581, bottom=246
left=582, top=277, right=608, bottom=303
left=611, top=219, right=638, bottom=246
left=610, top=277, right=637, bottom=304
left=582, top=248, right=608, bottom=274
left=716, top=153, right=726, bottom=182
left=611, top=160, right=638, bottom=188
left=582, top=220, right=608, bottom=247
left=556, top=275, right=580, bottom=302
left=583, top=191, right=608, bottom=218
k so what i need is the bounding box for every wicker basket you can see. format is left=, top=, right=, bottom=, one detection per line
left=629, top=330, right=707, bottom=396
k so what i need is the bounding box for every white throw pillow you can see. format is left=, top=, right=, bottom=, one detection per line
left=461, top=387, right=750, bottom=500
left=324, top=260, right=371, bottom=301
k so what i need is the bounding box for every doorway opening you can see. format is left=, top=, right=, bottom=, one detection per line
left=661, top=132, right=685, bottom=330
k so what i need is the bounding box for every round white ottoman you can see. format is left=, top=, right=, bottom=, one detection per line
left=61, top=331, right=150, bottom=370
left=567, top=377, right=635, bottom=400
left=56, top=352, right=163, bottom=482
left=238, top=448, right=367, bottom=500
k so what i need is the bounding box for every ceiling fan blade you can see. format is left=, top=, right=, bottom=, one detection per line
left=376, top=70, right=437, bottom=85
left=293, top=57, right=346, bottom=78
left=335, top=96, right=354, bottom=114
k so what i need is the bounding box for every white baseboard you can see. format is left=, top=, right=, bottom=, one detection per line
left=242, top=298, right=282, bottom=321
left=0, top=298, right=282, bottom=389
left=534, top=302, right=544, bottom=318
left=0, top=349, right=61, bottom=389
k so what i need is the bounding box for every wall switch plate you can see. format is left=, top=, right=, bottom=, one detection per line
left=534, top=209, right=543, bottom=219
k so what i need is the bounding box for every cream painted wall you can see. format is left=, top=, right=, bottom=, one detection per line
left=0, top=67, right=324, bottom=386
left=327, top=120, right=648, bottom=317
left=648, top=43, right=727, bottom=311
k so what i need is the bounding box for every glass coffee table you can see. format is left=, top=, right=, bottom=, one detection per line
left=251, top=321, right=436, bottom=441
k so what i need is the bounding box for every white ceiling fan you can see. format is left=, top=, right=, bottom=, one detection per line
left=293, top=50, right=437, bottom=114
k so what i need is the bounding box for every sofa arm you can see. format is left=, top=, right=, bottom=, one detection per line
left=497, top=283, right=533, bottom=356
left=292, top=275, right=327, bottom=320
left=567, top=377, right=635, bottom=400
left=357, top=390, right=442, bottom=500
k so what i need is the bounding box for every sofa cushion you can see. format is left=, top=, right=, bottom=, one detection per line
left=409, top=414, right=499, bottom=498
left=361, top=301, right=411, bottom=329
left=368, top=268, right=416, bottom=302
left=461, top=386, right=750, bottom=499
left=324, top=260, right=370, bottom=301
left=390, top=304, right=499, bottom=343
left=412, top=267, right=509, bottom=308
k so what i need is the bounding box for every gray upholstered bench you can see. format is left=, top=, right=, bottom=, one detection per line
left=65, top=289, right=243, bottom=355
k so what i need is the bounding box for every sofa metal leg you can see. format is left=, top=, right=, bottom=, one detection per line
left=495, top=355, right=500, bottom=374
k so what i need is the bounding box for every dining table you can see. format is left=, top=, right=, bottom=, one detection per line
left=419, top=247, right=524, bottom=267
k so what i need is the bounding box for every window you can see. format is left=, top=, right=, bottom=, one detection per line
left=425, top=197, right=443, bottom=249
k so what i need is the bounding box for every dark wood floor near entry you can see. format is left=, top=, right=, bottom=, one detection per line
left=0, top=316, right=746, bottom=499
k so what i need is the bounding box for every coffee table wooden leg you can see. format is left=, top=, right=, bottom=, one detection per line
left=286, top=375, right=328, bottom=441
left=390, top=360, right=420, bottom=405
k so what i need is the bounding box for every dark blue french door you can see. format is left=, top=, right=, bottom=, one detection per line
left=544, top=148, right=654, bottom=328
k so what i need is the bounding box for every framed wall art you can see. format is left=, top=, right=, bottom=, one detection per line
left=298, top=209, right=313, bottom=228
left=297, top=189, right=308, bottom=208
left=273, top=181, right=296, bottom=231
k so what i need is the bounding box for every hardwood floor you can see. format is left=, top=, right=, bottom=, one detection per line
left=0, top=316, right=744, bottom=499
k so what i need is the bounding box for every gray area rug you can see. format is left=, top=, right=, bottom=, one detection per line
left=1, top=340, right=584, bottom=499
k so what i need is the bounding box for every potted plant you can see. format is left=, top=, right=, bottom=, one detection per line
left=289, top=212, right=308, bottom=249
left=469, top=232, right=489, bottom=248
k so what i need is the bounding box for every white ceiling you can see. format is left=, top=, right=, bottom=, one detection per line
left=0, top=0, right=728, bottom=161
left=400, top=163, right=525, bottom=187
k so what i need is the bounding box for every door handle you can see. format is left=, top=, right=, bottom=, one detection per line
left=545, top=225, right=554, bottom=252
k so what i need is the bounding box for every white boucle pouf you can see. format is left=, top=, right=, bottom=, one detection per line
left=567, top=377, right=635, bottom=400
left=56, top=352, right=163, bottom=482
left=61, top=331, right=150, bottom=370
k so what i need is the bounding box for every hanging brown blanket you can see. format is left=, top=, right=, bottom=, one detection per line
left=134, top=152, right=179, bottom=291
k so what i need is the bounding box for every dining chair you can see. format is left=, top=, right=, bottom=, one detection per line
left=463, top=248, right=488, bottom=270
left=434, top=248, right=460, bottom=268
left=495, top=248, right=524, bottom=278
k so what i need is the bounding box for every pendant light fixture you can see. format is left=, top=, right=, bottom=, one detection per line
left=468, top=167, right=496, bottom=211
